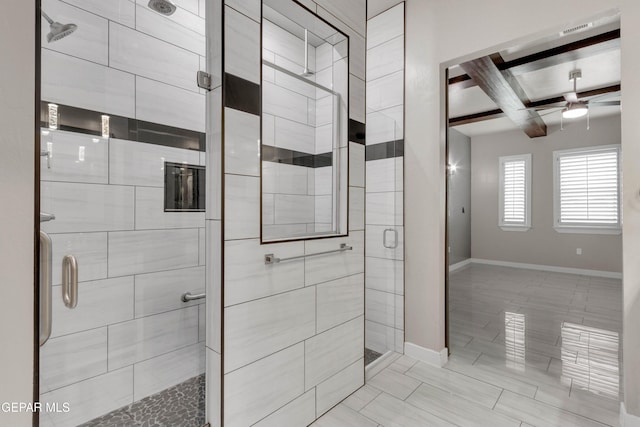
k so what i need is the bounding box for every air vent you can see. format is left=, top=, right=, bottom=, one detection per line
left=560, top=22, right=593, bottom=37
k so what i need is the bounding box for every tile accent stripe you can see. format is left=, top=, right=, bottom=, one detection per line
left=40, top=101, right=205, bottom=151
left=224, top=73, right=261, bottom=116
left=365, top=139, right=404, bottom=161
left=262, top=145, right=333, bottom=168
left=349, top=119, right=366, bottom=145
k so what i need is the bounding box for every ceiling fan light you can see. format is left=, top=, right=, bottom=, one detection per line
left=562, top=103, right=588, bottom=119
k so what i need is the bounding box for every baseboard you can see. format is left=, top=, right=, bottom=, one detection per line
left=404, top=342, right=448, bottom=367
left=469, top=258, right=622, bottom=279
left=621, top=403, right=640, bottom=426
left=449, top=259, right=472, bottom=272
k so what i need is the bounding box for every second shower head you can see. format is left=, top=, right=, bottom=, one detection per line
left=148, top=0, right=177, bottom=16
left=41, top=10, right=77, bottom=43
left=301, top=28, right=314, bottom=77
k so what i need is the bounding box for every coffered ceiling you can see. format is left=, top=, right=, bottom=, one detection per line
left=448, top=16, right=621, bottom=138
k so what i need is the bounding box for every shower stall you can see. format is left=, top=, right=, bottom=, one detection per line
left=37, top=0, right=208, bottom=425
left=35, top=0, right=377, bottom=424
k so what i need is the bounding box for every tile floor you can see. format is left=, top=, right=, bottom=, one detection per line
left=315, top=264, right=622, bottom=427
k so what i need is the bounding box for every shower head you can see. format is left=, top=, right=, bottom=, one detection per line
left=42, top=10, right=77, bottom=43
left=148, top=0, right=177, bottom=15
left=301, top=29, right=314, bottom=77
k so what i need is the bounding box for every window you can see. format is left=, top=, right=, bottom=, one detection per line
left=553, top=145, right=621, bottom=234
left=499, top=154, right=531, bottom=231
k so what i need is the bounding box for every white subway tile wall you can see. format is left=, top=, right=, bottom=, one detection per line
left=222, top=0, right=366, bottom=424
left=365, top=3, right=405, bottom=355
left=38, top=0, right=207, bottom=424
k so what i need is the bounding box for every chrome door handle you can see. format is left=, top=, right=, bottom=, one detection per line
left=383, top=228, right=398, bottom=249
left=62, top=255, right=78, bottom=309
left=39, top=231, right=53, bottom=346
left=41, top=150, right=51, bottom=169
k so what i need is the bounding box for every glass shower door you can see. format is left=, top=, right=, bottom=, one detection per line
left=365, top=109, right=404, bottom=362
left=38, top=0, right=208, bottom=425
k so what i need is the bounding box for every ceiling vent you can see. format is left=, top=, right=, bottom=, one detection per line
left=560, top=22, right=593, bottom=37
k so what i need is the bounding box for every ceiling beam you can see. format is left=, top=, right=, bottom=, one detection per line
left=449, top=84, right=621, bottom=127
left=448, top=74, right=475, bottom=93
left=460, top=55, right=547, bottom=137
left=502, top=29, right=620, bottom=76
left=449, top=109, right=505, bottom=126
left=449, top=29, right=620, bottom=91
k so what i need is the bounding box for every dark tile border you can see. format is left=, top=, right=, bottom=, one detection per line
left=40, top=101, right=205, bottom=151
left=349, top=119, right=366, bottom=145
left=366, top=139, right=404, bottom=161
left=262, top=145, right=332, bottom=168
left=224, top=73, right=261, bottom=116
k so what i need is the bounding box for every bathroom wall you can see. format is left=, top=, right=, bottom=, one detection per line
left=0, top=2, right=35, bottom=426
left=38, top=0, right=207, bottom=425
left=219, top=0, right=366, bottom=425
left=365, top=3, right=405, bottom=355
left=261, top=18, right=347, bottom=239
left=448, top=128, right=471, bottom=266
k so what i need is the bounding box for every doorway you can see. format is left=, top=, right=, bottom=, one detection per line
left=445, top=16, right=623, bottom=426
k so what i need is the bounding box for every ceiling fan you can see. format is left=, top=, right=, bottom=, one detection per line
left=523, top=69, right=620, bottom=127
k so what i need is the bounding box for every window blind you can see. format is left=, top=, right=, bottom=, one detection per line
left=557, top=148, right=619, bottom=226
left=502, top=159, right=527, bottom=224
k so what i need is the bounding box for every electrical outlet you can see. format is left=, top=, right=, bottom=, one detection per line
left=576, top=248, right=582, bottom=255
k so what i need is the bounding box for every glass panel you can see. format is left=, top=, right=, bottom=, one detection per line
left=261, top=0, right=348, bottom=242
left=364, top=109, right=401, bottom=363
left=38, top=1, right=207, bottom=425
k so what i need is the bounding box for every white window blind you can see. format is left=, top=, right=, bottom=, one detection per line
left=499, top=154, right=531, bottom=230
left=555, top=146, right=620, bottom=229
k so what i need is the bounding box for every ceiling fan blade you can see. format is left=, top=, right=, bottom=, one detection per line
left=589, top=100, right=621, bottom=107
left=564, top=92, right=578, bottom=103
left=587, top=91, right=621, bottom=102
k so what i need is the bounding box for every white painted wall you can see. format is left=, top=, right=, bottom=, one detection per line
left=470, top=115, right=622, bottom=273
left=621, top=2, right=640, bottom=417
left=0, top=1, right=35, bottom=426
left=404, top=0, right=640, bottom=417
left=448, top=128, right=471, bottom=265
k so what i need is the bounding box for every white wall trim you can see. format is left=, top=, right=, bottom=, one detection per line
left=621, top=402, right=640, bottom=427
left=449, top=258, right=472, bottom=272
left=469, top=258, right=622, bottom=279
left=404, top=342, right=448, bottom=367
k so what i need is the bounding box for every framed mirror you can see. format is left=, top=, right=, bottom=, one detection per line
left=261, top=0, right=349, bottom=242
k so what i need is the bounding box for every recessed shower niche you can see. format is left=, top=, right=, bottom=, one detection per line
left=261, top=0, right=349, bottom=242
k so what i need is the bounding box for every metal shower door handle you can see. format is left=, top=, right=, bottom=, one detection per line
left=39, top=231, right=53, bottom=346
left=383, top=228, right=398, bottom=249
left=62, top=255, right=78, bottom=309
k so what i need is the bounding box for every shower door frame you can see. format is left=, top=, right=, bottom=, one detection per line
left=32, top=0, right=212, bottom=424
left=34, top=0, right=43, bottom=424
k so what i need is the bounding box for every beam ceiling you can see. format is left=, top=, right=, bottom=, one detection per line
left=449, top=29, right=620, bottom=92
left=449, top=84, right=621, bottom=127
left=460, top=55, right=547, bottom=138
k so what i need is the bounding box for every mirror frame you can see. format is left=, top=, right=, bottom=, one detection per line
left=259, top=0, right=351, bottom=244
